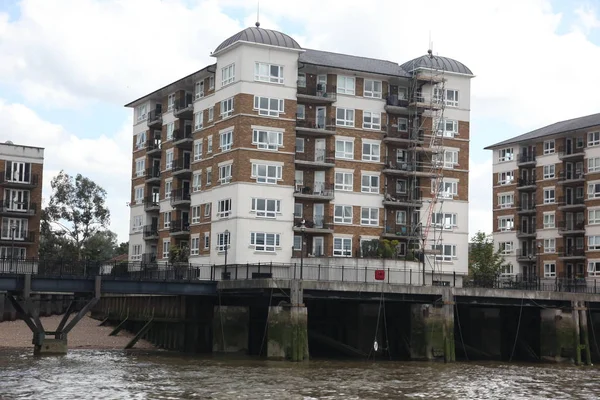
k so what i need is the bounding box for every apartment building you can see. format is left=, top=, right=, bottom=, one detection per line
left=0, top=141, right=44, bottom=260
left=487, top=113, right=600, bottom=280
left=126, top=25, right=473, bottom=276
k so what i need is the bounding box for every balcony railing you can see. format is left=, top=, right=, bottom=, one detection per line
left=557, top=247, right=585, bottom=258
left=558, top=196, right=585, bottom=207
left=172, top=158, right=191, bottom=174
left=0, top=199, right=37, bottom=215
left=173, top=125, right=193, bottom=145
left=517, top=178, right=536, bottom=188
left=170, top=220, right=190, bottom=234
left=0, top=174, right=39, bottom=188
left=517, top=203, right=536, bottom=213
left=558, top=146, right=585, bottom=159
left=295, top=149, right=335, bottom=165
left=144, top=195, right=160, bottom=211
left=517, top=154, right=536, bottom=165
left=145, top=166, right=160, bottom=181
left=294, top=182, right=334, bottom=199
left=384, top=126, right=424, bottom=143
left=142, top=253, right=157, bottom=264
left=146, top=135, right=162, bottom=154
left=516, top=227, right=536, bottom=237
left=297, top=83, right=337, bottom=102
left=385, top=95, right=410, bottom=108
left=383, top=223, right=420, bottom=238
left=147, top=109, right=162, bottom=127
left=296, top=116, right=336, bottom=133
left=558, top=170, right=585, bottom=183
left=143, top=224, right=159, bottom=239
left=558, top=221, right=585, bottom=233
left=170, top=188, right=191, bottom=205
left=173, top=94, right=194, bottom=117
left=383, top=191, right=423, bottom=206
left=293, top=216, right=334, bottom=231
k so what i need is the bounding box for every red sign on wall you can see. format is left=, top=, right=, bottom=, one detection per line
left=375, top=270, right=385, bottom=281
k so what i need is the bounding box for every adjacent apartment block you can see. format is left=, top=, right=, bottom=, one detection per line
left=0, top=141, right=44, bottom=260
left=486, top=113, right=600, bottom=280
left=126, top=25, right=473, bottom=279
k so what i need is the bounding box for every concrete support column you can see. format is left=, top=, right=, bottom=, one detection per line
left=34, top=339, right=68, bottom=355
left=576, top=301, right=592, bottom=366
left=212, top=306, right=249, bottom=353
left=540, top=307, right=576, bottom=362
left=267, top=305, right=309, bottom=361
left=410, top=291, right=455, bottom=362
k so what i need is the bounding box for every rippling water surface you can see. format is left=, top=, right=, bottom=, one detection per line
left=1, top=349, right=600, bottom=399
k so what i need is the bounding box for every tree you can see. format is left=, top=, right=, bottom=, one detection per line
left=82, top=230, right=118, bottom=261
left=45, top=170, right=110, bottom=260
left=115, top=241, right=129, bottom=256
left=468, top=231, right=507, bottom=286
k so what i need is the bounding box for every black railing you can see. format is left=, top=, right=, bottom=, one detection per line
left=147, top=133, right=162, bottom=152
left=517, top=154, right=536, bottom=164
left=384, top=126, right=424, bottom=142
left=0, top=199, right=36, bottom=214
left=174, top=94, right=194, bottom=114
left=517, top=203, right=536, bottom=212
left=558, top=221, right=585, bottom=231
left=558, top=196, right=585, bottom=206
left=172, top=158, right=191, bottom=173
left=145, top=166, right=160, bottom=180
left=557, top=247, right=585, bottom=257
left=147, top=109, right=162, bottom=126
left=0, top=173, right=39, bottom=187
left=558, top=170, right=585, bottom=181
left=517, top=178, right=536, bottom=187
left=383, top=190, right=423, bottom=204
left=558, top=145, right=585, bottom=158
left=144, top=195, right=160, bottom=210
left=517, top=227, right=536, bottom=235
left=170, top=188, right=191, bottom=203
left=296, top=116, right=336, bottom=131
left=294, top=216, right=334, bottom=230
left=294, top=182, right=334, bottom=197
left=295, top=149, right=335, bottom=164
left=297, top=83, right=337, bottom=100
left=385, top=95, right=410, bottom=107
left=384, top=224, right=420, bottom=237
left=170, top=220, right=190, bottom=233
left=173, top=125, right=193, bottom=142
left=143, top=225, right=159, bottom=238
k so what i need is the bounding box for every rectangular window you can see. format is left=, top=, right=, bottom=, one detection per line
left=588, top=183, right=600, bottom=199
left=335, top=172, right=353, bottom=191
left=195, top=79, right=206, bottom=98
left=251, top=198, right=281, bottom=218
left=294, top=203, right=303, bottom=218
left=208, top=106, right=214, bottom=122
left=250, top=232, right=281, bottom=252
left=363, top=111, right=381, bottom=130
left=4, top=189, right=30, bottom=211
left=435, top=119, right=458, bottom=138
left=221, top=98, right=234, bottom=118
left=362, top=141, right=380, bottom=162
left=221, top=63, right=235, bottom=86
left=544, top=188, right=555, bottom=204
left=165, top=150, right=174, bottom=170
left=190, top=237, right=200, bottom=256
left=434, top=89, right=459, bottom=107
left=217, top=231, right=230, bottom=252
left=194, top=112, right=203, bottom=131
left=434, top=150, right=458, bottom=169
left=132, top=215, right=143, bottom=233
left=543, top=165, right=555, bottom=179
left=254, top=62, right=284, bottom=84
left=220, top=130, right=233, bottom=151
left=209, top=76, right=215, bottom=90
left=194, top=140, right=203, bottom=161
left=543, top=140, right=555, bottom=155
left=499, top=241, right=514, bottom=255
left=167, top=94, right=175, bottom=112
left=334, top=205, right=352, bottom=224
left=192, top=206, right=201, bottom=224
left=293, top=235, right=302, bottom=251
left=251, top=163, right=283, bottom=184
left=204, top=232, right=210, bottom=249
left=335, top=139, right=354, bottom=159
left=162, top=240, right=170, bottom=259
left=497, top=171, right=515, bottom=185
left=204, top=202, right=211, bottom=217
left=361, top=207, right=379, bottom=226
left=432, top=244, right=457, bottom=261
left=163, top=212, right=171, bottom=229
left=589, top=132, right=600, bottom=147
left=589, top=157, right=600, bottom=173
left=336, top=76, right=355, bottom=95
left=498, top=216, right=514, bottom=231
left=207, top=136, right=213, bottom=153
left=164, top=181, right=172, bottom=199
left=336, top=108, right=354, bottom=126
left=333, top=237, right=352, bottom=256
left=252, top=129, right=283, bottom=150
left=432, top=213, right=457, bottom=229
left=396, top=179, right=407, bottom=194
left=136, top=104, right=147, bottom=122
left=134, top=187, right=144, bottom=204
left=166, top=122, right=174, bottom=141
left=297, top=104, right=306, bottom=120
left=397, top=118, right=408, bottom=132
left=219, top=164, right=232, bottom=184
left=361, top=174, right=379, bottom=193
left=206, top=167, right=212, bottom=186
left=254, top=96, right=284, bottom=117
left=432, top=179, right=458, bottom=198
left=497, top=193, right=514, bottom=208
left=544, top=263, right=556, bottom=278
left=589, top=236, right=600, bottom=250
left=295, top=137, right=305, bottom=153
left=543, top=213, right=555, bottom=228
left=364, top=79, right=382, bottom=98
left=589, top=209, right=600, bottom=225
left=297, top=73, right=306, bottom=88
left=217, top=199, right=232, bottom=218
left=498, top=148, right=514, bottom=162
left=135, top=131, right=146, bottom=150
left=544, top=238, right=556, bottom=253
left=396, top=210, right=407, bottom=224
left=135, top=158, right=145, bottom=177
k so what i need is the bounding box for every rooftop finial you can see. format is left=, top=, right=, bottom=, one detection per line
left=255, top=1, right=260, bottom=27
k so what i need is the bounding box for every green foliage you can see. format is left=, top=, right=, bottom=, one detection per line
left=469, top=231, right=507, bottom=285
left=169, top=244, right=189, bottom=264
left=115, top=241, right=129, bottom=256
left=361, top=239, right=407, bottom=259
left=45, top=170, right=110, bottom=259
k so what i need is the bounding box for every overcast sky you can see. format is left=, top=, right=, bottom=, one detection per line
left=2, top=0, right=600, bottom=243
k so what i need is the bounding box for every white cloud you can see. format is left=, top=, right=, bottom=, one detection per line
left=0, top=99, right=132, bottom=242
left=574, top=4, right=600, bottom=33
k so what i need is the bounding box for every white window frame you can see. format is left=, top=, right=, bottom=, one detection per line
left=166, top=122, right=174, bottom=141
left=589, top=182, right=600, bottom=199
left=163, top=212, right=171, bottom=229
left=543, top=140, right=555, bottom=155
left=195, top=80, right=204, bottom=99
left=360, top=207, right=379, bottom=226
left=334, top=205, right=352, bottom=224
left=208, top=106, right=214, bottom=122
left=432, top=179, right=458, bottom=198
left=136, top=104, right=147, bottom=122
left=543, top=212, right=555, bottom=228
left=498, top=216, right=514, bottom=232
left=134, top=187, right=144, bottom=204
left=363, top=79, right=382, bottom=98
left=253, top=129, right=283, bottom=150
left=167, top=93, right=175, bottom=112
left=219, top=164, right=232, bottom=185
left=164, top=180, right=172, bottom=199
left=209, top=76, right=215, bottom=90
left=498, top=148, right=514, bottom=162
left=221, top=98, right=234, bottom=118
left=135, top=131, right=146, bottom=150
left=254, top=96, right=284, bottom=117
left=297, top=104, right=306, bottom=120
left=497, top=193, right=514, bottom=209
left=190, top=236, right=200, bottom=256
left=589, top=236, right=600, bottom=251
left=544, top=238, right=556, bottom=253
left=191, top=206, right=201, bottom=224
left=498, top=171, right=515, bottom=185
left=435, top=119, right=458, bottom=138
left=194, top=112, right=203, bottom=131
left=432, top=213, right=458, bottom=229
left=335, top=139, right=354, bottom=159
left=333, top=237, right=352, bottom=257
left=251, top=198, right=281, bottom=218
left=544, top=262, right=556, bottom=278
left=543, top=165, right=555, bottom=179
left=363, top=111, right=381, bottom=130
left=254, top=62, right=284, bottom=84
left=251, top=163, right=283, bottom=184
left=217, top=199, right=232, bottom=218
left=589, top=157, right=600, bottom=173
left=499, top=241, right=514, bottom=255
left=162, top=240, right=170, bottom=259
left=432, top=244, right=457, bottom=262
left=589, top=132, right=600, bottom=147
left=335, top=172, right=353, bottom=191
left=206, top=167, right=212, bottom=186
left=132, top=216, right=143, bottom=233
left=165, top=150, right=174, bottom=170
left=207, top=136, right=213, bottom=153
left=589, top=209, right=600, bottom=225
left=336, top=76, right=355, bottom=95
left=361, top=173, right=380, bottom=194
left=544, top=188, right=555, bottom=204
left=336, top=108, right=355, bottom=127
left=220, top=130, right=233, bottom=152
left=204, top=232, right=210, bottom=249
left=362, top=140, right=380, bottom=162
left=216, top=231, right=230, bottom=252
left=250, top=232, right=281, bottom=253
left=221, top=63, right=235, bottom=86
left=397, top=118, right=408, bottom=132
left=194, top=140, right=203, bottom=161
left=135, top=158, right=145, bottom=177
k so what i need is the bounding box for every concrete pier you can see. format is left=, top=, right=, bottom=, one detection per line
left=267, top=306, right=309, bottom=361
left=213, top=306, right=249, bottom=353
left=540, top=308, right=576, bottom=362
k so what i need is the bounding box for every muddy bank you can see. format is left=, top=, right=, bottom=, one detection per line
left=0, top=314, right=155, bottom=350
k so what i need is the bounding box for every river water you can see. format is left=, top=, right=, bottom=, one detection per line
left=1, top=349, right=599, bottom=399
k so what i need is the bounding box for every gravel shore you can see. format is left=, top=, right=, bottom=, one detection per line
left=0, top=314, right=155, bottom=350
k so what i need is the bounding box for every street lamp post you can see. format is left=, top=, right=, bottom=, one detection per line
left=10, top=223, right=16, bottom=273
left=537, top=241, right=542, bottom=285
left=223, top=229, right=229, bottom=279
left=300, top=220, right=306, bottom=280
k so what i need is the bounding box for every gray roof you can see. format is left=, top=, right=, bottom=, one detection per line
left=400, top=55, right=473, bottom=75
left=485, top=112, right=600, bottom=149
left=300, top=49, right=410, bottom=77
left=213, top=26, right=301, bottom=54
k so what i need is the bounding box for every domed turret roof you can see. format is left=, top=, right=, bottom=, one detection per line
left=400, top=54, right=473, bottom=75
left=213, top=26, right=302, bottom=54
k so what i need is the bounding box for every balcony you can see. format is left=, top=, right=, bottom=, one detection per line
left=558, top=221, right=585, bottom=235
left=516, top=251, right=537, bottom=262
left=170, top=188, right=191, bottom=207
left=0, top=200, right=37, bottom=216
left=517, top=178, right=537, bottom=191
left=142, top=253, right=158, bottom=264
left=296, top=116, right=336, bottom=136
left=173, top=125, right=193, bottom=148
left=293, top=216, right=334, bottom=233
left=558, top=146, right=585, bottom=160
left=0, top=174, right=39, bottom=189
left=384, top=95, right=410, bottom=115
left=170, top=220, right=190, bottom=236
left=293, top=182, right=334, bottom=200
left=558, top=196, right=585, bottom=210
left=414, top=71, right=445, bottom=83
left=383, top=127, right=425, bottom=145
left=143, top=224, right=159, bottom=240
left=172, top=158, right=192, bottom=177
left=0, top=231, right=35, bottom=245
left=557, top=170, right=585, bottom=185
left=145, top=166, right=161, bottom=184
left=558, top=247, right=586, bottom=259
left=173, top=94, right=194, bottom=119
left=297, top=83, right=337, bottom=104
left=382, top=192, right=423, bottom=208
left=295, top=150, right=335, bottom=169
left=408, top=94, right=442, bottom=110
left=517, top=203, right=536, bottom=215
left=382, top=157, right=436, bottom=178
left=516, top=227, right=536, bottom=238
left=382, top=223, right=420, bottom=240
left=146, top=135, right=162, bottom=156
left=144, top=195, right=160, bottom=212
left=517, top=154, right=536, bottom=166
left=147, top=109, right=162, bottom=128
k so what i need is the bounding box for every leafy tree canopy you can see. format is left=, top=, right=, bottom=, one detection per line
left=468, top=231, right=507, bottom=285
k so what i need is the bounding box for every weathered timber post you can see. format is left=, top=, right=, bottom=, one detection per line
left=578, top=301, right=592, bottom=366
left=442, top=289, right=456, bottom=362
left=573, top=300, right=582, bottom=365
